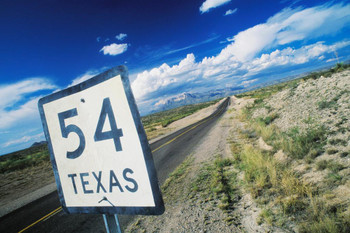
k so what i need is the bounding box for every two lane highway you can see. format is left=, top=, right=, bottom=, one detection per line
left=0, top=98, right=229, bottom=233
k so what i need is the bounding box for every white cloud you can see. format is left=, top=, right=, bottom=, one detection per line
left=132, top=3, right=350, bottom=104
left=244, top=42, right=337, bottom=74
left=224, top=8, right=237, bottom=16
left=0, top=97, right=41, bottom=130
left=0, top=78, right=55, bottom=154
left=200, top=0, right=231, bottom=14
left=69, top=70, right=101, bottom=87
left=0, top=78, right=56, bottom=135
left=3, top=132, right=44, bottom=147
left=240, top=79, right=258, bottom=87
left=326, top=57, right=339, bottom=63
left=132, top=54, right=198, bottom=100
left=165, top=36, right=220, bottom=55
left=223, top=3, right=350, bottom=62
left=0, top=78, right=56, bottom=110
left=100, top=43, right=128, bottom=56
left=116, top=33, right=127, bottom=41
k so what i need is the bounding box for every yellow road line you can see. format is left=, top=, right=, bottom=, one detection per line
left=18, top=206, right=62, bottom=233
left=152, top=99, right=227, bottom=153
left=18, top=100, right=227, bottom=232
left=152, top=118, right=209, bottom=153
left=152, top=101, right=225, bottom=153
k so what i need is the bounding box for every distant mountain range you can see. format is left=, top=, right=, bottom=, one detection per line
left=30, top=141, right=47, bottom=147
left=151, top=87, right=244, bottom=113
left=149, top=73, right=306, bottom=114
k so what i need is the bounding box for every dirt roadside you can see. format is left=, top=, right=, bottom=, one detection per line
left=126, top=97, right=283, bottom=233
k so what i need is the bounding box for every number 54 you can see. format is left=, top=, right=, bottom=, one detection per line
left=58, top=98, right=123, bottom=159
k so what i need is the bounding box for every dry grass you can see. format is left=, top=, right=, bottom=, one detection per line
left=233, top=124, right=350, bottom=232
left=233, top=66, right=350, bottom=232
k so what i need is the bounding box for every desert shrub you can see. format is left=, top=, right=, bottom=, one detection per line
left=326, top=148, right=339, bottom=155
left=0, top=149, right=50, bottom=173
left=258, top=208, right=274, bottom=225
left=328, top=138, right=347, bottom=146
left=318, top=99, right=338, bottom=109
left=192, top=156, right=238, bottom=211
left=316, top=160, right=329, bottom=170
left=256, top=112, right=279, bottom=126
left=280, top=125, right=327, bottom=159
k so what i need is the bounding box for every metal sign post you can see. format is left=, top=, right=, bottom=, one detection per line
left=103, top=214, right=122, bottom=233
left=38, top=66, right=164, bottom=232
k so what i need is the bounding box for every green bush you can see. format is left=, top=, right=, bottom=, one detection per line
left=318, top=100, right=338, bottom=109
left=281, top=125, right=327, bottom=159
left=0, top=146, right=50, bottom=173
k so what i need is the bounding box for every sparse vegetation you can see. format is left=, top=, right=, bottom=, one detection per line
left=162, top=155, right=194, bottom=200
left=234, top=116, right=350, bottom=232
left=280, top=125, right=327, bottom=159
left=128, top=151, right=243, bottom=232
left=128, top=64, right=350, bottom=232
left=0, top=144, right=50, bottom=174
left=233, top=64, right=350, bottom=232
left=318, top=99, right=338, bottom=109
left=192, top=156, right=239, bottom=212
left=241, top=101, right=328, bottom=160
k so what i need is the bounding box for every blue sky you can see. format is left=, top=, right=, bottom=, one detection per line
left=1, top=0, right=350, bottom=155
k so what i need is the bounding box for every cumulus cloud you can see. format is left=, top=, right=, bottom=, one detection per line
left=224, top=8, right=237, bottom=16
left=100, top=43, right=128, bottom=56
left=132, top=40, right=349, bottom=101
left=132, top=3, right=350, bottom=103
left=243, top=41, right=350, bottom=75
left=223, top=3, right=350, bottom=62
left=116, top=33, right=127, bottom=41
left=200, top=0, right=232, bottom=14
left=132, top=53, right=199, bottom=100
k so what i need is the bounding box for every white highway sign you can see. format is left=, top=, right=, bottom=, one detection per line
left=38, top=66, right=164, bottom=215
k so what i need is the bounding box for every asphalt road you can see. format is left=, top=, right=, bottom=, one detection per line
left=0, top=98, right=229, bottom=233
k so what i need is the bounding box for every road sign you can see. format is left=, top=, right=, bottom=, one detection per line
left=38, top=66, right=164, bottom=215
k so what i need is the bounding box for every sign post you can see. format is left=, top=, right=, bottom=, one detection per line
left=38, top=66, right=164, bottom=231
left=103, top=214, right=122, bottom=233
